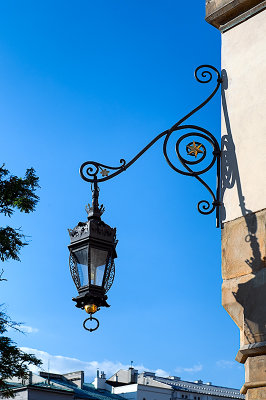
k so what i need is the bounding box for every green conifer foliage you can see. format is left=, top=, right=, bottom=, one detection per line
left=0, top=165, right=42, bottom=398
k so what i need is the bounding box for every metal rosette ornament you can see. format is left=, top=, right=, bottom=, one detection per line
left=163, top=125, right=221, bottom=221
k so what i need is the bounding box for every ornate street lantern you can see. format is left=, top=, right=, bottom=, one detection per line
left=68, top=65, right=222, bottom=333
left=68, top=181, right=117, bottom=332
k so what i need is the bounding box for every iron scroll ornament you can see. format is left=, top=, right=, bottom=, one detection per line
left=80, top=65, right=222, bottom=228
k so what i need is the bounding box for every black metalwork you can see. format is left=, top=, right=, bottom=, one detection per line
left=83, top=315, right=100, bottom=332
left=103, top=256, right=115, bottom=293
left=69, top=252, right=81, bottom=290
left=68, top=179, right=117, bottom=333
left=80, top=65, right=222, bottom=227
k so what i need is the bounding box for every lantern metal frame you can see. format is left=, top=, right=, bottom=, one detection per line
left=68, top=180, right=117, bottom=331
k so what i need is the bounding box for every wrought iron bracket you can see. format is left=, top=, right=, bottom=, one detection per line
left=80, top=65, right=222, bottom=228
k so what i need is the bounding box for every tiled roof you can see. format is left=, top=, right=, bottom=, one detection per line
left=33, top=382, right=74, bottom=392
left=153, top=377, right=244, bottom=399
left=3, top=381, right=74, bottom=394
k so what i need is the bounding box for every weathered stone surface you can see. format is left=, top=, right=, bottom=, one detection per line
left=245, top=355, right=266, bottom=382
left=236, top=342, right=266, bottom=363
left=223, top=269, right=266, bottom=345
left=214, top=0, right=266, bottom=395
left=222, top=272, right=266, bottom=345
left=239, top=354, right=266, bottom=397
left=222, top=210, right=266, bottom=346
left=222, top=275, right=246, bottom=329
left=245, top=387, right=266, bottom=399
left=222, top=210, right=266, bottom=280
left=205, top=0, right=266, bottom=29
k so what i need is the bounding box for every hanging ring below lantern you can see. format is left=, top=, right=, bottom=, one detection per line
left=83, top=314, right=100, bottom=332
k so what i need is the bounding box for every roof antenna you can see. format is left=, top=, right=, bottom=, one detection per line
left=130, top=361, right=133, bottom=369
left=48, top=359, right=50, bottom=385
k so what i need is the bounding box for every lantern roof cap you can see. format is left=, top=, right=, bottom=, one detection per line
left=68, top=217, right=117, bottom=246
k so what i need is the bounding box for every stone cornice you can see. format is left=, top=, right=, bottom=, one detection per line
left=240, top=380, right=266, bottom=395
left=205, top=0, right=266, bottom=31
left=236, top=341, right=266, bottom=363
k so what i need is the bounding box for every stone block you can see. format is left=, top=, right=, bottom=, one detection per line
left=223, top=269, right=266, bottom=345
left=246, top=387, right=266, bottom=399
left=245, top=355, right=266, bottom=382
left=222, top=210, right=266, bottom=280
left=222, top=210, right=266, bottom=345
left=222, top=276, right=246, bottom=329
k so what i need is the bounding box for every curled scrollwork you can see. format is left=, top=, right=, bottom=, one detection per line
left=195, top=65, right=220, bottom=84
left=163, top=125, right=220, bottom=217
left=198, top=200, right=215, bottom=215
left=80, top=159, right=126, bottom=183
left=163, top=127, right=219, bottom=176
left=80, top=65, right=222, bottom=227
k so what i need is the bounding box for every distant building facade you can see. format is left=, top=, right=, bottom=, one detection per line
left=1, top=368, right=244, bottom=400
left=107, top=368, right=244, bottom=400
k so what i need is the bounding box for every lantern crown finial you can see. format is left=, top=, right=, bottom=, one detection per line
left=85, top=202, right=105, bottom=219
left=86, top=180, right=105, bottom=220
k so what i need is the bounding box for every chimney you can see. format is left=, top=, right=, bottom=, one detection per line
left=93, top=370, right=111, bottom=391
left=128, top=367, right=138, bottom=383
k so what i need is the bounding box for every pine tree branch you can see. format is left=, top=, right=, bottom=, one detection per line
left=0, top=166, right=40, bottom=217
left=0, top=227, right=27, bottom=262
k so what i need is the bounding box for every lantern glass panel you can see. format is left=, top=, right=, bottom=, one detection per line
left=90, top=248, right=108, bottom=286
left=74, top=248, right=88, bottom=287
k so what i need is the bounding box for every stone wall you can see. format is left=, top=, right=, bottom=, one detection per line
left=221, top=8, right=266, bottom=222
left=206, top=1, right=266, bottom=398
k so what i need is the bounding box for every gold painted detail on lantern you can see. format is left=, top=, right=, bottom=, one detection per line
left=85, top=304, right=98, bottom=314
left=100, top=168, right=110, bottom=177
left=187, top=141, right=204, bottom=157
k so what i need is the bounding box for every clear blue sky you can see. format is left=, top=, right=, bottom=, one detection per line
left=1, top=0, right=243, bottom=390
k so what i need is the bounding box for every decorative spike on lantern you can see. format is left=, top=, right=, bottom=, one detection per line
left=68, top=181, right=117, bottom=332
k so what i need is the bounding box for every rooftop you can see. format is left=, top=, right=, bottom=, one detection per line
left=154, top=376, right=244, bottom=399
left=2, top=368, right=244, bottom=399
left=108, top=367, right=244, bottom=399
